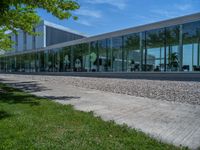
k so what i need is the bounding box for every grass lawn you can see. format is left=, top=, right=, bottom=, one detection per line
left=0, top=83, right=187, bottom=150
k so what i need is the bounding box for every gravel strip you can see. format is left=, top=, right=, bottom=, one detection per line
left=22, top=75, right=200, bottom=105
left=1, top=74, right=200, bottom=105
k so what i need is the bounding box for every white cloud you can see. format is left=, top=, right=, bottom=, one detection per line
left=75, top=8, right=102, bottom=18
left=150, top=3, right=195, bottom=19
left=174, top=3, right=192, bottom=11
left=85, top=0, right=127, bottom=10
left=77, top=19, right=92, bottom=26
left=150, top=9, right=178, bottom=18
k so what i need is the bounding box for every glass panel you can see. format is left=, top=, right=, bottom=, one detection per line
left=46, top=50, right=54, bottom=72
left=20, top=54, right=25, bottom=72
left=16, top=55, right=21, bottom=72
left=73, top=44, right=82, bottom=72
left=112, top=37, right=123, bottom=72
left=82, top=43, right=89, bottom=72
left=90, top=41, right=98, bottom=72
left=44, top=50, right=49, bottom=72
left=30, top=53, right=36, bottom=72
left=60, top=46, right=72, bottom=72
left=0, top=56, right=3, bottom=72
left=24, top=54, right=30, bottom=72
left=107, top=39, right=112, bottom=72
left=166, top=26, right=180, bottom=71
left=38, top=51, right=45, bottom=72
left=35, top=52, right=39, bottom=72
left=145, top=29, right=165, bottom=71
left=124, top=33, right=141, bottom=72
left=54, top=49, right=60, bottom=72
left=11, top=56, right=16, bottom=72
left=183, top=21, right=200, bottom=72
left=71, top=43, right=89, bottom=72
left=98, top=39, right=108, bottom=72
left=0, top=56, right=6, bottom=72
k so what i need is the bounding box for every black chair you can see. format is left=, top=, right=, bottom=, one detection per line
left=182, top=65, right=190, bottom=71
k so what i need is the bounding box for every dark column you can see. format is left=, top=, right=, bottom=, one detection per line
left=164, top=28, right=167, bottom=72
left=179, top=25, right=183, bottom=71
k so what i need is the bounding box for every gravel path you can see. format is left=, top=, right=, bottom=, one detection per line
left=60, top=77, right=200, bottom=105
left=1, top=74, right=200, bottom=105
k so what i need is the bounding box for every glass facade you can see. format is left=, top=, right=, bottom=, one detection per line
left=0, top=20, right=200, bottom=73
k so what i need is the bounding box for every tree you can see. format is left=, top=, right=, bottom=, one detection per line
left=0, top=0, right=80, bottom=51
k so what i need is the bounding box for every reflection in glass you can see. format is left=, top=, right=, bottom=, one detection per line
left=60, top=46, right=71, bottom=72
left=38, top=51, right=45, bottom=72
left=124, top=33, right=141, bottom=72
left=112, top=37, right=123, bottom=72
left=90, top=42, right=98, bottom=72
left=98, top=40, right=107, bottom=72
left=145, top=29, right=165, bottom=72
left=82, top=43, right=89, bottom=72
left=183, top=21, right=200, bottom=71
left=73, top=44, right=82, bottom=72
left=54, top=49, right=60, bottom=72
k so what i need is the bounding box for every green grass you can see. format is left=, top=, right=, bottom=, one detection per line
left=0, top=83, right=187, bottom=150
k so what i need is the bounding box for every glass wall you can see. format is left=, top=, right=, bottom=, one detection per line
left=54, top=49, right=60, bottom=72
left=1, top=20, right=200, bottom=73
left=182, top=21, right=200, bottom=71
left=112, top=37, right=123, bottom=72
left=98, top=39, right=112, bottom=72
left=145, top=29, right=165, bottom=72
left=124, top=33, right=141, bottom=72
left=20, top=54, right=25, bottom=72
left=72, top=44, right=80, bottom=72
left=60, top=46, right=72, bottom=72
left=0, top=56, right=5, bottom=72
left=30, top=53, right=36, bottom=72
left=166, top=26, right=180, bottom=71
left=82, top=43, right=90, bottom=72
left=90, top=41, right=98, bottom=72
left=38, top=51, right=45, bottom=72
left=16, top=55, right=21, bottom=72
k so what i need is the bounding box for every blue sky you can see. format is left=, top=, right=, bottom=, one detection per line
left=37, top=0, right=200, bottom=36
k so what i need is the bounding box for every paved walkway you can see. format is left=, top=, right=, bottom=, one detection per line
left=0, top=74, right=200, bottom=149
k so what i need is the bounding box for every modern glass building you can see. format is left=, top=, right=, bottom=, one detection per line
left=0, top=13, right=200, bottom=73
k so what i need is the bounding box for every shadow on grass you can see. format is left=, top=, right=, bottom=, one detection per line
left=0, top=85, right=40, bottom=106
left=5, top=81, right=50, bottom=93
left=0, top=110, right=12, bottom=120
left=0, top=83, right=80, bottom=106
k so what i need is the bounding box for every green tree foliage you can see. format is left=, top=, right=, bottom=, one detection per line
left=0, top=0, right=80, bottom=51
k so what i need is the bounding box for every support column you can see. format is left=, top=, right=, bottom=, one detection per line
left=179, top=25, right=183, bottom=71
left=140, top=32, right=143, bottom=71
left=164, top=28, right=167, bottom=72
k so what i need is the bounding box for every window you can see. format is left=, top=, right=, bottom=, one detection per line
left=73, top=44, right=82, bottom=72
left=166, top=26, right=180, bottom=71
left=124, top=33, right=141, bottom=72
left=60, top=46, right=72, bottom=72
left=15, top=34, right=18, bottom=51
left=112, top=37, right=123, bottom=72
left=32, top=28, right=36, bottom=50
left=98, top=39, right=111, bottom=72
left=145, top=29, right=165, bottom=72
left=23, top=32, right=27, bottom=50
left=90, top=41, right=98, bottom=72
left=182, top=21, right=200, bottom=72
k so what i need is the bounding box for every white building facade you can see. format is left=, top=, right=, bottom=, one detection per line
left=9, top=20, right=86, bottom=52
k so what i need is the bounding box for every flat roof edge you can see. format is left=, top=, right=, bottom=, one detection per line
left=43, top=20, right=87, bottom=37
left=4, top=12, right=200, bottom=56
